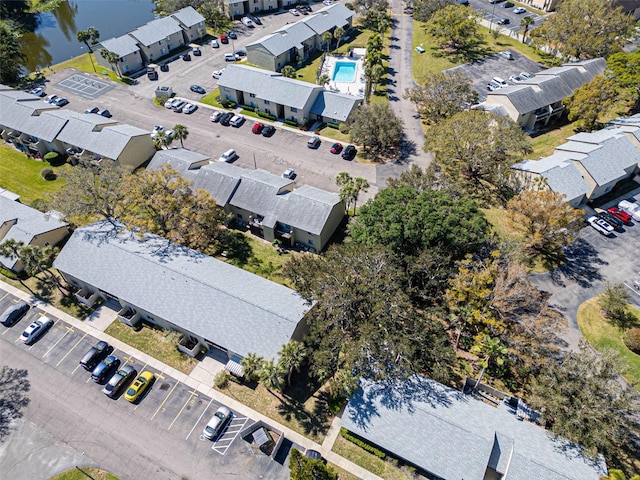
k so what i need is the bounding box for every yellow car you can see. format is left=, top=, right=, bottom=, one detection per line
left=124, top=371, right=154, bottom=403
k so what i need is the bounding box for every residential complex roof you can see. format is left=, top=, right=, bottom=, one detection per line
left=53, top=221, right=312, bottom=360
left=99, top=35, right=140, bottom=57
left=303, top=3, right=353, bottom=33
left=249, top=22, right=316, bottom=56
left=310, top=91, right=361, bottom=122
left=342, top=376, right=606, bottom=480
left=129, top=16, right=182, bottom=46
left=170, top=6, right=204, bottom=28
left=0, top=90, right=64, bottom=142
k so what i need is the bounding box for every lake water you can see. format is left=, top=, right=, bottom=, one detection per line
left=21, top=0, right=158, bottom=72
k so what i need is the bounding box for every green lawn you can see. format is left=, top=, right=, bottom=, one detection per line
left=50, top=53, right=132, bottom=85
left=0, top=145, right=69, bottom=206
left=332, top=436, right=414, bottom=480
left=577, top=297, right=640, bottom=391
left=49, top=467, right=119, bottom=480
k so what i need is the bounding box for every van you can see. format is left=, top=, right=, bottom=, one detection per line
left=492, top=77, right=508, bottom=87
left=219, top=149, right=237, bottom=163
left=241, top=17, right=254, bottom=28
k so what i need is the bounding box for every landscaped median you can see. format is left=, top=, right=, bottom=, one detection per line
left=49, top=467, right=119, bottom=480
left=577, top=296, right=640, bottom=390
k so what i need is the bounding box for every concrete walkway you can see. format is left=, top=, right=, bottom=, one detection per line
left=0, top=279, right=382, bottom=480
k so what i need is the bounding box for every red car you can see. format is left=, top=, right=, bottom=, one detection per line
left=330, top=142, right=343, bottom=154
left=252, top=122, right=264, bottom=134
left=607, top=206, right=632, bottom=225
left=220, top=34, right=228, bottom=44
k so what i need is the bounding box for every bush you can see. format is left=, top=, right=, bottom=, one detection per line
left=214, top=370, right=229, bottom=388
left=220, top=99, right=237, bottom=109
left=257, top=111, right=276, bottom=121
left=339, top=122, right=350, bottom=134
left=327, top=122, right=340, bottom=129
left=340, top=428, right=386, bottom=458
left=41, top=168, right=56, bottom=180
left=44, top=151, right=64, bottom=166
left=284, top=119, right=299, bottom=127
left=623, top=328, right=640, bottom=354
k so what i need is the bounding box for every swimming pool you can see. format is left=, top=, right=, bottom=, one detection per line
left=332, top=61, right=357, bottom=83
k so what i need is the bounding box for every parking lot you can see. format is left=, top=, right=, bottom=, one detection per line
left=0, top=287, right=294, bottom=479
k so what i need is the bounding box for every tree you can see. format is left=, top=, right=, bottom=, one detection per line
left=470, top=335, right=508, bottom=388
left=0, top=366, right=30, bottom=441
left=49, top=160, right=129, bottom=223
left=505, top=190, right=584, bottom=258
left=350, top=186, right=489, bottom=258
left=599, top=283, right=638, bottom=330
left=529, top=0, right=632, bottom=61
left=564, top=75, right=619, bottom=132
left=100, top=48, right=122, bottom=77
left=519, top=15, right=534, bottom=43
left=601, top=470, right=640, bottom=480
left=317, top=73, right=330, bottom=87
left=349, top=103, right=403, bottom=159
left=240, top=353, right=264, bottom=382
left=607, top=51, right=640, bottom=113
left=76, top=26, right=99, bottom=53
left=333, top=27, right=345, bottom=50
left=425, top=5, right=482, bottom=53
left=335, top=172, right=370, bottom=214
left=172, top=124, right=189, bottom=148
left=322, top=31, right=333, bottom=52
left=526, top=344, right=640, bottom=460
left=366, top=33, right=383, bottom=53
left=403, top=71, right=478, bottom=124
left=259, top=358, right=286, bottom=394
left=413, top=0, right=456, bottom=22
left=386, top=164, right=433, bottom=192
left=0, top=21, right=26, bottom=85
left=281, top=65, right=296, bottom=78
left=153, top=131, right=173, bottom=150
left=289, top=448, right=338, bottom=480
left=424, top=110, right=532, bottom=203
left=362, top=7, right=391, bottom=33
left=278, top=340, right=306, bottom=386
left=197, top=2, right=232, bottom=34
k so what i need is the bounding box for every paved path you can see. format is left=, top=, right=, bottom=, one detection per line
left=0, top=279, right=382, bottom=480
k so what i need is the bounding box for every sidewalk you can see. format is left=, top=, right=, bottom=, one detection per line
left=0, top=279, right=382, bottom=480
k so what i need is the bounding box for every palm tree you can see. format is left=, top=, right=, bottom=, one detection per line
left=333, top=27, right=345, bottom=51
left=520, top=16, right=535, bottom=44
left=100, top=49, right=121, bottom=77
left=281, top=65, right=296, bottom=78
left=317, top=74, right=330, bottom=87
left=172, top=124, right=189, bottom=148
left=278, top=340, right=306, bottom=386
left=240, top=353, right=264, bottom=382
left=322, top=31, right=333, bottom=52
left=367, top=34, right=383, bottom=53
left=470, top=335, right=508, bottom=389
left=259, top=358, right=285, bottom=394
left=76, top=27, right=100, bottom=53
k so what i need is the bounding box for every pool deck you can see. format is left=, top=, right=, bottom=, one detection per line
left=321, top=50, right=366, bottom=98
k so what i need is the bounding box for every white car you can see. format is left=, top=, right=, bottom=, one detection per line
left=492, top=77, right=508, bottom=87
left=520, top=72, right=532, bottom=79
left=44, top=94, right=58, bottom=104
left=211, top=39, right=219, bottom=48
left=165, top=98, right=180, bottom=109
left=513, top=7, right=527, bottom=13
left=229, top=115, right=245, bottom=127
left=210, top=111, right=223, bottom=122
left=20, top=317, right=54, bottom=344
left=498, top=50, right=514, bottom=60
left=289, top=8, right=299, bottom=15
left=151, top=125, right=164, bottom=138
left=203, top=406, right=231, bottom=440
left=282, top=168, right=295, bottom=179
left=509, top=74, right=524, bottom=83
left=212, top=69, right=225, bottom=79
left=182, top=103, right=197, bottom=114
left=618, top=200, right=640, bottom=221
left=241, top=16, right=254, bottom=27
left=30, top=87, right=46, bottom=97
left=323, top=0, right=333, bottom=5
left=587, top=216, right=614, bottom=236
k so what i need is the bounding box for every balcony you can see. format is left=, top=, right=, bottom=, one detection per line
left=117, top=307, right=141, bottom=327
left=177, top=334, right=200, bottom=357
left=75, top=287, right=101, bottom=307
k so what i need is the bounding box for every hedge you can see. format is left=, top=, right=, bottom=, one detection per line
left=327, top=122, right=340, bottom=129
left=284, top=119, right=299, bottom=127
left=339, top=428, right=386, bottom=459
left=257, top=111, right=276, bottom=121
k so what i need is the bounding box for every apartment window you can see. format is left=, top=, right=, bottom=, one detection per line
left=166, top=36, right=171, bottom=41
left=158, top=40, right=163, bottom=45
left=291, top=107, right=297, bottom=112
left=265, top=109, right=271, bottom=115
left=249, top=93, right=256, bottom=98
left=264, top=100, right=270, bottom=105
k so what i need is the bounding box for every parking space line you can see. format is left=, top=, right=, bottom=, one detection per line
left=56, top=332, right=87, bottom=366
left=168, top=390, right=199, bottom=431
left=155, top=372, right=166, bottom=380
left=150, top=381, right=178, bottom=420
left=41, top=325, right=71, bottom=358
left=624, top=281, right=640, bottom=297
left=123, top=355, right=135, bottom=363
left=187, top=398, right=213, bottom=440
left=212, top=416, right=249, bottom=455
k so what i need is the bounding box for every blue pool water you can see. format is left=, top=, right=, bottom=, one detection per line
left=332, top=61, right=357, bottom=83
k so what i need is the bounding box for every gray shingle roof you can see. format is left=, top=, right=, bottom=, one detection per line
left=0, top=197, right=68, bottom=269
left=129, top=16, right=182, bottom=47
left=310, top=91, right=361, bottom=122
left=192, top=162, right=243, bottom=208
left=542, top=162, right=590, bottom=204
left=248, top=22, right=316, bottom=56
left=98, top=35, right=140, bottom=57
left=303, top=3, right=353, bottom=34
left=218, top=65, right=322, bottom=109
left=0, top=90, right=64, bottom=142
left=170, top=6, right=204, bottom=28
left=572, top=135, right=640, bottom=185
left=53, top=221, right=311, bottom=360
left=148, top=149, right=210, bottom=174
left=342, top=376, right=606, bottom=480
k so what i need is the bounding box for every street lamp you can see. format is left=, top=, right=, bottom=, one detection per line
left=489, top=0, right=498, bottom=32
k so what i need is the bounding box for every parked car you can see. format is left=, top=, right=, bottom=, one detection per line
left=456, top=0, right=469, bottom=4
left=124, top=371, right=155, bottom=402
left=19, top=316, right=54, bottom=344
left=519, top=71, right=532, bottom=79
left=289, top=8, right=300, bottom=16
left=305, top=450, right=323, bottom=461
left=282, top=168, right=296, bottom=179
left=0, top=301, right=30, bottom=327
left=172, top=100, right=187, bottom=112
left=192, top=47, right=201, bottom=56
left=342, top=145, right=357, bottom=160
left=307, top=136, right=321, bottom=149
left=44, top=94, right=58, bottom=104
left=164, top=98, right=178, bottom=109
left=234, top=49, right=246, bottom=57
left=211, top=39, right=219, bottom=48
left=618, top=200, right=640, bottom=221
left=151, top=125, right=165, bottom=138
left=219, top=148, right=237, bottom=162
left=509, top=74, right=524, bottom=83
left=492, top=77, right=508, bottom=87
left=587, top=216, right=614, bottom=236
left=502, top=1, right=515, bottom=7
left=146, top=67, right=158, bottom=80
left=190, top=84, right=205, bottom=94
left=252, top=122, right=265, bottom=134
left=488, top=0, right=505, bottom=3
left=487, top=80, right=502, bottom=91
left=323, top=0, right=333, bottom=5
left=91, top=355, right=120, bottom=383
left=229, top=115, right=245, bottom=127
left=241, top=16, right=254, bottom=27
left=224, top=53, right=240, bottom=62
left=219, top=112, right=234, bottom=126
left=597, top=211, right=624, bottom=231
left=203, top=406, right=231, bottom=440
left=228, top=30, right=237, bottom=39
left=79, top=340, right=112, bottom=371
left=97, top=109, right=111, bottom=118
left=212, top=69, right=225, bottom=79
left=330, top=142, right=343, bottom=154
left=85, top=106, right=99, bottom=114
left=52, top=97, right=69, bottom=107
left=182, top=103, right=198, bottom=114
left=513, top=7, right=527, bottom=13
left=250, top=15, right=262, bottom=25
left=30, top=87, right=46, bottom=97
left=607, top=206, right=632, bottom=225
left=210, top=111, right=224, bottom=122
left=103, top=365, right=136, bottom=398
left=220, top=34, right=228, bottom=44
left=182, top=53, right=191, bottom=61
left=262, top=125, right=276, bottom=137
left=496, top=18, right=510, bottom=25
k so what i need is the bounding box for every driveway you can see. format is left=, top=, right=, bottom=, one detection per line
left=530, top=192, right=640, bottom=350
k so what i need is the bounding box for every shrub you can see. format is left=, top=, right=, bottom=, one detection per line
left=214, top=370, right=229, bottom=388
left=623, top=328, right=640, bottom=354
left=220, top=99, right=237, bottom=109
left=41, top=168, right=56, bottom=180
left=257, top=111, right=276, bottom=121
left=339, top=122, right=350, bottom=134
left=44, top=151, right=64, bottom=166
left=284, top=119, right=299, bottom=127
left=340, top=428, right=386, bottom=459
left=327, top=122, right=340, bottom=129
